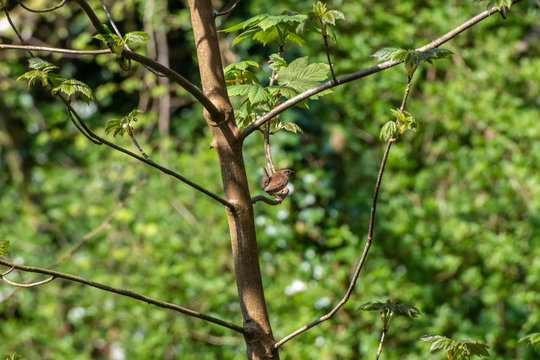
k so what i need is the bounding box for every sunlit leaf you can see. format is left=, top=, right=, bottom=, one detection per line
left=123, top=31, right=151, bottom=45
left=321, top=10, right=345, bottom=26
left=28, top=57, right=57, bottom=72
left=519, top=332, right=540, bottom=347
left=51, top=79, right=95, bottom=103
left=379, top=121, right=397, bottom=141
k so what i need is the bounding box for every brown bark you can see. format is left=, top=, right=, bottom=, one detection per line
left=187, top=1, right=278, bottom=359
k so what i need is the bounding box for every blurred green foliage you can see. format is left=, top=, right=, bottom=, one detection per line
left=0, top=0, right=539, bottom=359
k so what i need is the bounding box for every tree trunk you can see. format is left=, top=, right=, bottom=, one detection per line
left=187, top=1, right=278, bottom=359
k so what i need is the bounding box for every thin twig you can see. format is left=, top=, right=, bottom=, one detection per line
left=0, top=258, right=245, bottom=334
left=99, top=0, right=123, bottom=39
left=1, top=275, right=55, bottom=288
left=251, top=194, right=285, bottom=205
left=1, top=3, right=33, bottom=57
left=19, top=0, right=67, bottom=13
left=375, top=329, right=387, bottom=360
left=274, top=138, right=394, bottom=349
left=323, top=34, right=336, bottom=83
left=59, top=97, right=234, bottom=209
left=0, top=44, right=111, bottom=55
left=240, top=4, right=508, bottom=139
left=126, top=129, right=154, bottom=163
left=214, top=0, right=240, bottom=18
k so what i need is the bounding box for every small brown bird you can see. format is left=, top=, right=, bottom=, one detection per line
left=262, top=168, right=293, bottom=196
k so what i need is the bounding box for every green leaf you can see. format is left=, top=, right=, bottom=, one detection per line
left=227, top=84, right=270, bottom=104
left=313, top=1, right=327, bottom=17
left=105, top=109, right=143, bottom=137
left=372, top=47, right=408, bottom=62
left=221, top=14, right=269, bottom=33
left=358, top=300, right=421, bottom=318
left=390, top=108, right=416, bottom=134
left=268, top=53, right=288, bottom=71
left=321, top=10, right=345, bottom=26
left=0, top=239, right=9, bottom=256
left=276, top=122, right=303, bottom=134
left=379, top=121, right=397, bottom=142
left=28, top=57, right=58, bottom=72
left=51, top=79, right=95, bottom=103
left=485, top=0, right=512, bottom=10
left=93, top=25, right=123, bottom=56
left=420, top=335, right=490, bottom=359
left=17, top=70, right=48, bottom=89
left=519, top=332, right=540, bottom=347
left=277, top=56, right=329, bottom=94
left=123, top=31, right=151, bottom=45
left=224, top=61, right=260, bottom=73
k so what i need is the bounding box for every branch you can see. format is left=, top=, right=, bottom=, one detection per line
left=0, top=177, right=147, bottom=303
left=274, top=138, right=394, bottom=349
left=71, top=0, right=223, bottom=122
left=0, top=44, right=111, bottom=55
left=59, top=98, right=234, bottom=209
left=240, top=4, right=507, bottom=139
left=0, top=258, right=245, bottom=334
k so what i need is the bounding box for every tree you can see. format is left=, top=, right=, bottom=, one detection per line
left=0, top=0, right=537, bottom=359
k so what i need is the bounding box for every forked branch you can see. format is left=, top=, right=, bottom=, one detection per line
left=0, top=258, right=246, bottom=334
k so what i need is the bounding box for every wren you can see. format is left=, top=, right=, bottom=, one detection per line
left=262, top=168, right=293, bottom=197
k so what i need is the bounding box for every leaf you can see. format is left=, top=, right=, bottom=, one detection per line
left=17, top=70, right=49, bottom=89
left=105, top=118, right=125, bottom=137
left=275, top=122, right=303, bottom=134
left=420, top=335, right=490, bottom=359
left=221, top=14, right=269, bottom=33
left=28, top=57, right=58, bottom=72
left=0, top=239, right=9, bottom=256
left=485, top=0, right=512, bottom=10
left=321, top=10, right=345, bottom=26
left=313, top=1, right=327, bottom=17
left=224, top=60, right=260, bottom=73
left=372, top=47, right=407, bottom=62
left=379, top=121, right=397, bottom=141
left=390, top=108, right=416, bottom=134
left=268, top=53, right=287, bottom=71
left=227, top=84, right=270, bottom=104
left=358, top=300, right=421, bottom=318
left=519, top=332, right=540, bottom=347
left=51, top=79, right=95, bottom=103
left=105, top=109, right=143, bottom=137
left=93, top=25, right=123, bottom=56
left=277, top=57, right=329, bottom=94
left=123, top=31, right=151, bottom=45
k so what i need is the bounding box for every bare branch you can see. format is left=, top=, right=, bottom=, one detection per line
left=71, top=0, right=223, bottom=122
left=0, top=177, right=147, bottom=303
left=274, top=138, right=394, bottom=349
left=60, top=99, right=234, bottom=209
left=0, top=258, right=246, bottom=334
left=0, top=44, right=111, bottom=55
left=240, top=5, right=506, bottom=139
left=251, top=194, right=284, bottom=205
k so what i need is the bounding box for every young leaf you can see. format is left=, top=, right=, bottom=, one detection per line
left=358, top=300, right=421, bottom=318
left=227, top=84, right=270, bottom=104
left=268, top=53, right=288, bottom=71
left=420, top=335, right=490, bottom=359
left=519, top=332, right=540, bottom=347
left=379, top=121, right=397, bottom=142
left=0, top=239, right=9, bottom=256
left=321, top=10, right=345, bottom=26
left=372, top=47, right=407, bottom=62
left=123, top=31, right=151, bottom=45
left=105, top=118, right=125, bottom=137
left=224, top=60, right=260, bottom=73
left=28, top=57, right=58, bottom=72
left=275, top=122, right=303, bottom=134
left=51, top=79, right=95, bottom=103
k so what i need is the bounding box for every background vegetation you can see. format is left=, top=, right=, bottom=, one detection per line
left=1, top=0, right=539, bottom=358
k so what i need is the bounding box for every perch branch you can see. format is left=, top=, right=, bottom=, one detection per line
left=18, top=0, right=67, bottom=13
left=0, top=258, right=246, bottom=334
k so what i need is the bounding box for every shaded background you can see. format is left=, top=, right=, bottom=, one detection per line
left=1, top=0, right=539, bottom=358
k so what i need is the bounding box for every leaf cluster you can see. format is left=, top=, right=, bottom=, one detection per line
left=225, top=56, right=329, bottom=131
left=94, top=25, right=150, bottom=57
left=105, top=109, right=144, bottom=137
left=299, top=1, right=345, bottom=38
left=359, top=299, right=421, bottom=319
left=372, top=47, right=453, bottom=78
left=222, top=12, right=306, bottom=47
left=380, top=109, right=417, bottom=141
left=420, top=335, right=490, bottom=360
left=17, top=58, right=95, bottom=103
